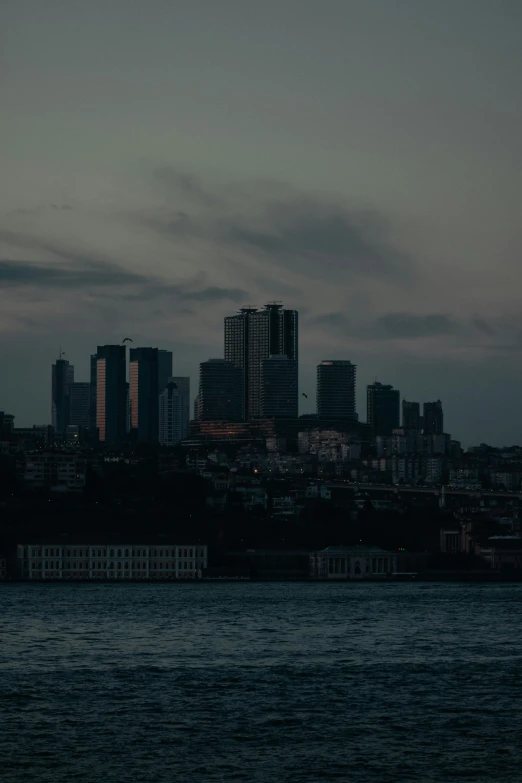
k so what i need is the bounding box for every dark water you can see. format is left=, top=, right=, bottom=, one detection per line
left=1, top=583, right=522, bottom=782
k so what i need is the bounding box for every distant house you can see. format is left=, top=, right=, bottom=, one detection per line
left=309, top=545, right=397, bottom=580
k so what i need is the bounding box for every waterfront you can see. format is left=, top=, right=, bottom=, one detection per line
left=1, top=583, right=522, bottom=782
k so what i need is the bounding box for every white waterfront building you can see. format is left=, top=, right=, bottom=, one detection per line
left=309, top=545, right=397, bottom=580
left=17, top=544, right=208, bottom=580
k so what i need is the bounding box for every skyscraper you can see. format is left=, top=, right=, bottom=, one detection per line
left=89, top=353, right=98, bottom=431
left=158, top=350, right=173, bottom=394
left=96, top=345, right=126, bottom=443
left=402, top=400, right=421, bottom=430
left=261, top=355, right=298, bottom=418
left=159, top=381, right=183, bottom=446
left=196, top=359, right=243, bottom=421
left=367, top=382, right=400, bottom=435
left=69, top=382, right=91, bottom=428
left=423, top=400, right=444, bottom=435
left=224, top=302, right=298, bottom=419
left=316, top=360, right=357, bottom=420
left=170, top=376, right=190, bottom=438
left=52, top=357, right=74, bottom=434
left=129, top=347, right=159, bottom=443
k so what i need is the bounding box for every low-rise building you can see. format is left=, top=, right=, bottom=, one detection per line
left=17, top=544, right=208, bottom=580
left=489, top=471, right=521, bottom=490
left=309, top=545, right=397, bottom=579
left=475, top=537, right=522, bottom=572
left=20, top=452, right=86, bottom=491
left=448, top=468, right=481, bottom=489
left=272, top=496, right=298, bottom=516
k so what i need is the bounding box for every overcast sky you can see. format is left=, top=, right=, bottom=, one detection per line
left=1, top=0, right=522, bottom=446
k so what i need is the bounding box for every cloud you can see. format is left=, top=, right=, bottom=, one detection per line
left=117, top=282, right=247, bottom=303
left=152, top=167, right=219, bottom=209
left=0, top=259, right=249, bottom=307
left=472, top=316, right=496, bottom=335
left=0, top=258, right=147, bottom=288
left=141, top=167, right=411, bottom=283
left=307, top=312, right=348, bottom=327
left=374, top=312, right=459, bottom=339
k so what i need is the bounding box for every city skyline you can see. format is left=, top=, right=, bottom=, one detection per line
left=0, top=315, right=507, bottom=449
left=2, top=2, right=522, bottom=446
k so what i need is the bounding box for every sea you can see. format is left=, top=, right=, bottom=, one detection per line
left=1, top=582, right=522, bottom=782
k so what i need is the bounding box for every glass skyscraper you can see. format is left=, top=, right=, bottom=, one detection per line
left=129, top=347, right=159, bottom=443
left=316, top=360, right=357, bottom=420
left=51, top=357, right=74, bottom=434
left=96, top=345, right=126, bottom=444
left=224, top=303, right=298, bottom=419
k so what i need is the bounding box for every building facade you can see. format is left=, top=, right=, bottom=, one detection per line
left=367, top=382, right=400, bottom=435
left=159, top=381, right=183, bottom=446
left=317, top=360, right=356, bottom=420
left=309, top=546, right=397, bottom=579
left=96, top=345, right=127, bottom=443
left=402, top=400, right=421, bottom=430
left=129, top=347, right=159, bottom=443
left=423, top=400, right=444, bottom=435
left=52, top=358, right=74, bottom=434
left=196, top=359, right=243, bottom=421
left=170, top=376, right=190, bottom=439
left=224, top=303, right=298, bottom=419
left=17, top=544, right=208, bottom=580
left=69, top=382, right=91, bottom=429
left=21, top=452, right=86, bottom=491
left=261, top=355, right=298, bottom=418
left=157, top=350, right=173, bottom=394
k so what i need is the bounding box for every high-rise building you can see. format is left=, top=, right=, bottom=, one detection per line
left=159, top=381, right=183, bottom=446
left=316, top=360, right=357, bottom=420
left=89, top=354, right=98, bottom=431
left=69, top=382, right=91, bottom=428
left=367, top=382, right=400, bottom=436
left=158, top=350, right=173, bottom=394
left=129, top=348, right=159, bottom=443
left=402, top=400, right=421, bottom=430
left=96, top=345, right=127, bottom=443
left=423, top=400, right=444, bottom=435
left=261, top=355, right=298, bottom=418
left=0, top=412, right=15, bottom=435
left=170, top=376, right=190, bottom=438
left=52, top=358, right=74, bottom=434
left=224, top=303, right=298, bottom=419
left=196, top=359, right=243, bottom=421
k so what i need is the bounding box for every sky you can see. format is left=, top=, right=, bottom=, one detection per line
left=1, top=0, right=522, bottom=446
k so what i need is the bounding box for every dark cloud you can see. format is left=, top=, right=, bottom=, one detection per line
left=0, top=230, right=248, bottom=303
left=142, top=169, right=410, bottom=282
left=307, top=312, right=348, bottom=328
left=226, top=205, right=407, bottom=279
left=0, top=259, right=248, bottom=303
left=117, top=282, right=247, bottom=303
left=374, top=312, right=459, bottom=339
left=0, top=258, right=147, bottom=288
left=182, top=285, right=246, bottom=301
left=472, top=316, right=496, bottom=335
